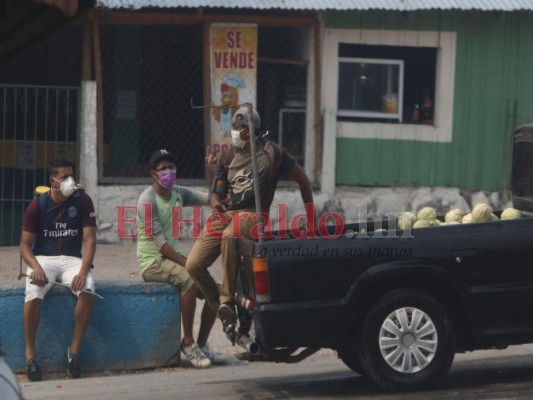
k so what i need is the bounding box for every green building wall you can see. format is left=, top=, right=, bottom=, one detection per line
left=325, top=10, right=533, bottom=191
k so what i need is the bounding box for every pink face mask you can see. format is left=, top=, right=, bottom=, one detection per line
left=156, top=169, right=176, bottom=189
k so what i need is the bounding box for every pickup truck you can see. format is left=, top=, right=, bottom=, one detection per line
left=233, top=124, right=533, bottom=391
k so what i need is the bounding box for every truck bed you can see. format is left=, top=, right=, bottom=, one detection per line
left=238, top=216, right=533, bottom=351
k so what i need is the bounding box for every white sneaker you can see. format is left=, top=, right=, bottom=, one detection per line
left=200, top=343, right=226, bottom=365
left=180, top=342, right=211, bottom=369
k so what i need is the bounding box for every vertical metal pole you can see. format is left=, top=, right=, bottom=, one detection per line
left=244, top=103, right=264, bottom=243
left=44, top=87, right=49, bottom=169
left=11, top=87, right=18, bottom=245
left=0, top=87, right=6, bottom=245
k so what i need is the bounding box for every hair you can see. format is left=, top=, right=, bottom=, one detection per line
left=48, top=157, right=74, bottom=177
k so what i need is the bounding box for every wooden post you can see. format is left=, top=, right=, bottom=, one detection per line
left=203, top=20, right=212, bottom=181
left=313, top=17, right=323, bottom=186
left=81, top=14, right=93, bottom=81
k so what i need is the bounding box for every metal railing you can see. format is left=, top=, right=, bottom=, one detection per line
left=0, top=84, right=80, bottom=246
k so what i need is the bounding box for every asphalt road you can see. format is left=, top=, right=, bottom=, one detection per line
left=6, top=243, right=533, bottom=399
left=16, top=344, right=533, bottom=400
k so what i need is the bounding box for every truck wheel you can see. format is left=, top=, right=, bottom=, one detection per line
left=358, top=288, right=455, bottom=391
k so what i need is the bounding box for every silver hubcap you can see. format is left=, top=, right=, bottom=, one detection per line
left=379, top=307, right=438, bottom=373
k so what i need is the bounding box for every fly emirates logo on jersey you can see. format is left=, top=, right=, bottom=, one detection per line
left=43, top=222, right=79, bottom=238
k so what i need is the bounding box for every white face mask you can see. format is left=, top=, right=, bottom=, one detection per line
left=53, top=176, right=77, bottom=197
left=231, top=129, right=248, bottom=149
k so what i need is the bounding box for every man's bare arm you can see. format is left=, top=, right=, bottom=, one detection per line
left=159, top=243, right=187, bottom=267
left=19, top=231, right=47, bottom=286
left=288, top=163, right=317, bottom=231
left=288, top=163, right=314, bottom=205
left=71, top=226, right=96, bottom=292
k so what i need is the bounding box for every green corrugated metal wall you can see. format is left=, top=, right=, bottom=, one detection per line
left=325, top=10, right=533, bottom=191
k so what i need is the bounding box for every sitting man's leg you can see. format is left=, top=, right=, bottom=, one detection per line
left=23, top=256, right=60, bottom=381
left=24, top=299, right=43, bottom=382
left=61, top=256, right=96, bottom=378
left=142, top=258, right=211, bottom=368
left=196, top=297, right=226, bottom=365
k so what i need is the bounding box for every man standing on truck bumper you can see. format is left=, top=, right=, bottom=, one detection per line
left=186, top=106, right=315, bottom=342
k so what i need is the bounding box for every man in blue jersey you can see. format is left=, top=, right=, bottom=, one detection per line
left=20, top=158, right=97, bottom=381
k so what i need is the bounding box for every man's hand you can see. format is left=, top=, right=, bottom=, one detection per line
left=205, top=146, right=217, bottom=173
left=30, top=266, right=47, bottom=287
left=71, top=273, right=87, bottom=292
left=211, top=199, right=227, bottom=213
left=210, top=191, right=227, bottom=213
left=21, top=231, right=48, bottom=286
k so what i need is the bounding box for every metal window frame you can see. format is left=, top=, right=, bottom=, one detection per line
left=337, top=57, right=404, bottom=122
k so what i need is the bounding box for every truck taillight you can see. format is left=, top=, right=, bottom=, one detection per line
left=253, top=256, right=270, bottom=303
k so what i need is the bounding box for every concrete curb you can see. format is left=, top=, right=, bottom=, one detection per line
left=0, top=281, right=181, bottom=373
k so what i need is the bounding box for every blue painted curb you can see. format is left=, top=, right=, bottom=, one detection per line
left=0, top=281, right=181, bottom=373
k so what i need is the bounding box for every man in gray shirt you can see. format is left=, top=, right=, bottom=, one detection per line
left=136, top=149, right=225, bottom=368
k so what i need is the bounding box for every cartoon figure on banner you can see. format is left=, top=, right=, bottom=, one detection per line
left=212, top=73, right=245, bottom=137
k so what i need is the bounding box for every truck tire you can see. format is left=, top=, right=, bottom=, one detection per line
left=358, top=288, right=455, bottom=391
left=338, top=349, right=364, bottom=375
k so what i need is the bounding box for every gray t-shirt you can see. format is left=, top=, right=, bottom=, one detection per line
left=136, top=185, right=207, bottom=272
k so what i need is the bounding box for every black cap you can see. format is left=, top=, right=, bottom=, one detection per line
left=149, top=149, right=175, bottom=170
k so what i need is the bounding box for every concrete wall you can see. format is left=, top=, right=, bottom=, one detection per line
left=0, top=281, right=181, bottom=373
left=94, top=184, right=513, bottom=243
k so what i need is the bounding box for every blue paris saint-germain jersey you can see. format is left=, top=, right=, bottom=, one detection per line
left=22, top=192, right=96, bottom=258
